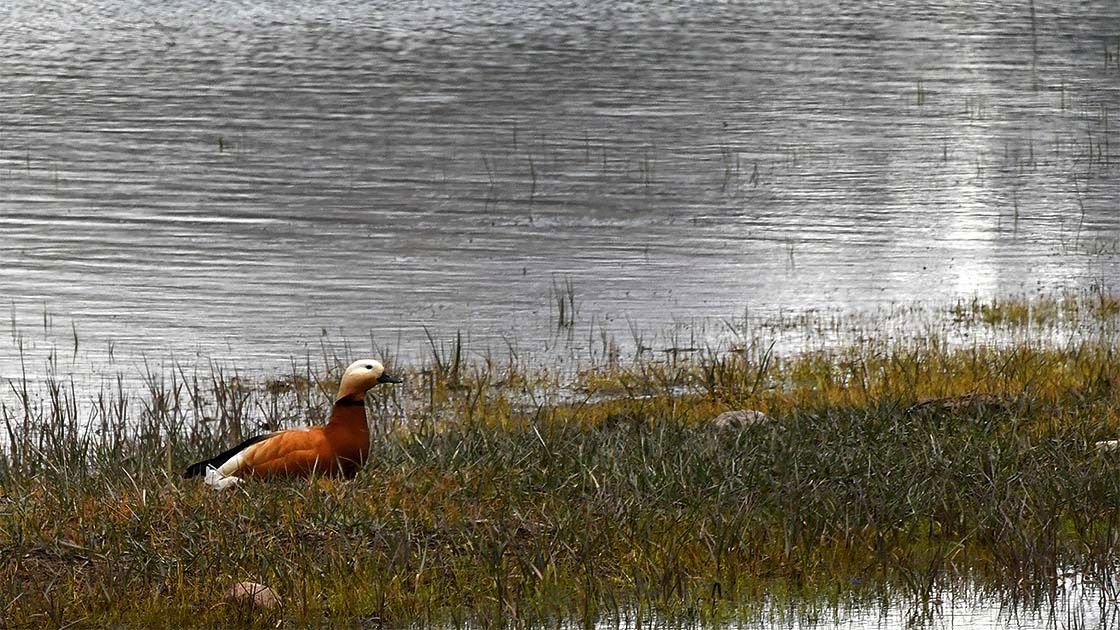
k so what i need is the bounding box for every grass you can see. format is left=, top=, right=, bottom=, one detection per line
left=551, top=276, right=578, bottom=329
left=3, top=292, right=1120, bottom=627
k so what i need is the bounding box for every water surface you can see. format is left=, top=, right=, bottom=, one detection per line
left=1, top=0, right=1118, bottom=375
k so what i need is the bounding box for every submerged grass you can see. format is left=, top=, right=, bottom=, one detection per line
left=3, top=292, right=1120, bottom=627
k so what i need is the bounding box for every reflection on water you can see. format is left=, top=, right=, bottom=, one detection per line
left=0, top=0, right=1118, bottom=376
left=740, top=571, right=1120, bottom=630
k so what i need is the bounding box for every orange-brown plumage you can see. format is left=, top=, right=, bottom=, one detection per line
left=237, top=402, right=369, bottom=478
left=184, top=359, right=402, bottom=488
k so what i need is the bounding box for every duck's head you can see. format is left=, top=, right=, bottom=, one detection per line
left=336, top=359, right=403, bottom=401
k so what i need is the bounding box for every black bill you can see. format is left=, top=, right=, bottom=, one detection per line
left=378, top=371, right=404, bottom=384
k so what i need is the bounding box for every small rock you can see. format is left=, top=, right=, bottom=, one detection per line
left=225, top=581, right=281, bottom=611
left=711, top=409, right=774, bottom=430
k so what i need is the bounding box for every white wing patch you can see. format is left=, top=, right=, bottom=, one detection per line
left=217, top=449, right=249, bottom=477
left=206, top=438, right=263, bottom=490
left=204, top=466, right=243, bottom=490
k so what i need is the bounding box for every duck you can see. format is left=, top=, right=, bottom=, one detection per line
left=183, top=359, right=403, bottom=489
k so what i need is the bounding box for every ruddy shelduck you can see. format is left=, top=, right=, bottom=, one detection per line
left=183, top=359, right=402, bottom=489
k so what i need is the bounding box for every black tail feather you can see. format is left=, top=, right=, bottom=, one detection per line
left=183, top=458, right=217, bottom=479
left=183, top=433, right=273, bottom=478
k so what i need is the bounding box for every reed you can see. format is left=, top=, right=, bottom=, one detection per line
left=1, top=291, right=1120, bottom=626
left=551, top=276, right=578, bottom=329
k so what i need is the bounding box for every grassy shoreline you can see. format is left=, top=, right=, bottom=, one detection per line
left=3, top=292, right=1120, bottom=627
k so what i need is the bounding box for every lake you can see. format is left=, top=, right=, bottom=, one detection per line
left=2, top=2, right=1120, bottom=626
left=1, top=0, right=1118, bottom=376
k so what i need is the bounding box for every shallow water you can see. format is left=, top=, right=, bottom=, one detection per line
left=574, top=571, right=1120, bottom=629
left=1, top=0, right=1118, bottom=376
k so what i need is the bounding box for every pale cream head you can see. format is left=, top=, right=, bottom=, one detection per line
left=336, top=359, right=403, bottom=400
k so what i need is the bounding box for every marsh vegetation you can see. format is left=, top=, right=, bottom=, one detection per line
left=2, top=291, right=1120, bottom=627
